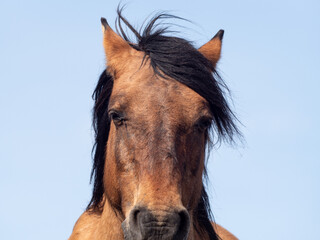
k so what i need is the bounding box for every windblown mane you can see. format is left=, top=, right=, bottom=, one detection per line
left=88, top=8, right=240, bottom=240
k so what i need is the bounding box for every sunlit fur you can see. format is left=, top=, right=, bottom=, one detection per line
left=69, top=9, right=240, bottom=240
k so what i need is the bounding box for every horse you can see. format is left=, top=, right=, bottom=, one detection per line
left=69, top=10, right=240, bottom=240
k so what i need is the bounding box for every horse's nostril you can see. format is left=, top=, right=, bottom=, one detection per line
left=132, top=208, right=140, bottom=223
left=175, top=209, right=190, bottom=239
left=129, top=207, right=143, bottom=233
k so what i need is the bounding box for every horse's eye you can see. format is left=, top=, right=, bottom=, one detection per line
left=195, top=117, right=212, bottom=132
left=109, top=111, right=125, bottom=126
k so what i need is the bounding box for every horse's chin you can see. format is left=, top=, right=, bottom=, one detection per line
left=121, top=218, right=189, bottom=240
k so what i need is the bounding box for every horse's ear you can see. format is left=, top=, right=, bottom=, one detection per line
left=198, top=29, right=224, bottom=68
left=101, top=18, right=133, bottom=77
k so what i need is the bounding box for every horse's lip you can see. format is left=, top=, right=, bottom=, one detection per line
left=142, top=221, right=176, bottom=228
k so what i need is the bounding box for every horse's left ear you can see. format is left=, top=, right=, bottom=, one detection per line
left=198, top=29, right=224, bottom=69
left=101, top=17, right=133, bottom=77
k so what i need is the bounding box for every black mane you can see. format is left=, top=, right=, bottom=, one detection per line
left=88, top=8, right=240, bottom=240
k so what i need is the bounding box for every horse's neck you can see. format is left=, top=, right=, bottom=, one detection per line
left=189, top=218, right=210, bottom=240
left=98, top=199, right=124, bottom=239
left=68, top=200, right=123, bottom=240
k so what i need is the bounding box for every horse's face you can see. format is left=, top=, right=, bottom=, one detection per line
left=101, top=22, right=223, bottom=240
left=106, top=59, right=210, bottom=239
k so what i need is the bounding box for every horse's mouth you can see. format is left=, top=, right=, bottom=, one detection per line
left=121, top=207, right=190, bottom=240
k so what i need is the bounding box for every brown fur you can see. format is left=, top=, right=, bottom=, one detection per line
left=213, top=224, right=238, bottom=240
left=69, top=211, right=238, bottom=240
left=69, top=22, right=237, bottom=240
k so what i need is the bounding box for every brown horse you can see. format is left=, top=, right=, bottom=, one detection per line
left=69, top=10, right=240, bottom=240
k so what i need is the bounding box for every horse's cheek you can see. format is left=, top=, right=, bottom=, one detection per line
left=104, top=135, right=122, bottom=207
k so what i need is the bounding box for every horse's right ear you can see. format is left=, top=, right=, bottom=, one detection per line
left=101, top=18, right=133, bottom=77
left=198, top=29, right=224, bottom=69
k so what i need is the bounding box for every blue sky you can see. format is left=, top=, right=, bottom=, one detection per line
left=0, top=0, right=319, bottom=239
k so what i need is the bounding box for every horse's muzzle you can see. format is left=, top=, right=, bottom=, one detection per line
left=122, top=206, right=190, bottom=240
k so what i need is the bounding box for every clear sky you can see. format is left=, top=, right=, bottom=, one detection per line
left=0, top=0, right=319, bottom=239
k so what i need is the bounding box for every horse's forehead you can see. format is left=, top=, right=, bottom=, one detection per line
left=112, top=67, right=206, bottom=113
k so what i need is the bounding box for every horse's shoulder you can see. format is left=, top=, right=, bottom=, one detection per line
left=212, top=223, right=238, bottom=240
left=68, top=211, right=100, bottom=240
